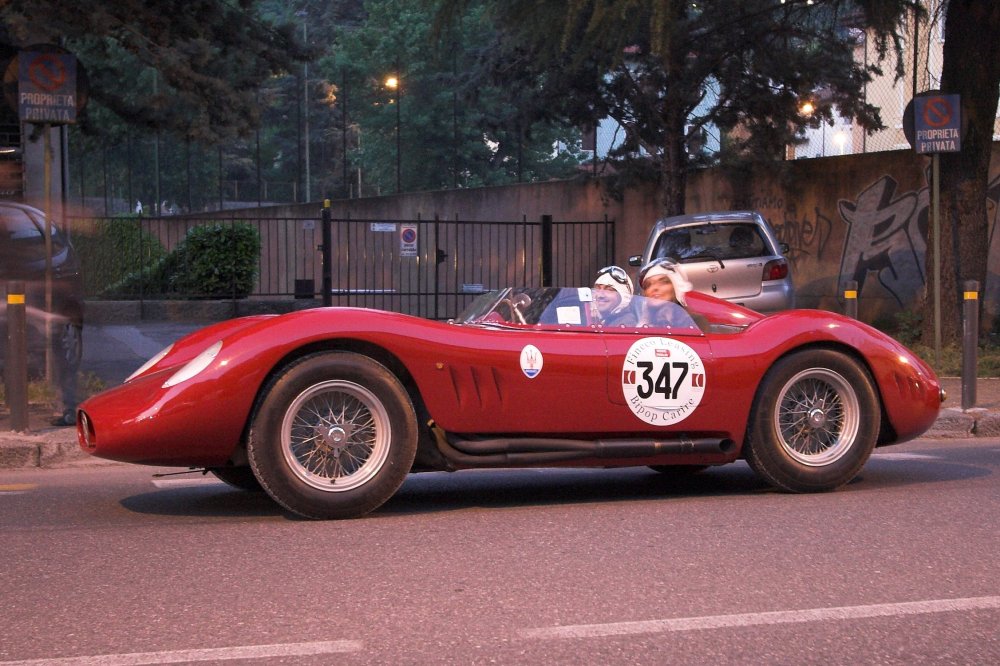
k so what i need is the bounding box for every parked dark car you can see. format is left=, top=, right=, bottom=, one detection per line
left=630, top=211, right=794, bottom=313
left=0, top=201, right=84, bottom=377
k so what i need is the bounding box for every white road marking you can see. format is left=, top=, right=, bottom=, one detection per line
left=0, top=483, right=37, bottom=495
left=521, top=596, right=1000, bottom=640
left=0, top=640, right=363, bottom=665
left=151, top=478, right=223, bottom=489
left=871, top=452, right=941, bottom=461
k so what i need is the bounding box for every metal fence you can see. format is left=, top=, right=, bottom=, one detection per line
left=68, top=214, right=616, bottom=320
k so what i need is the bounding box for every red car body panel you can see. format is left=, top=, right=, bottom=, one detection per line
left=77, top=291, right=942, bottom=470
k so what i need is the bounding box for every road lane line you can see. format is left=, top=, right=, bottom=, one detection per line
left=872, top=452, right=940, bottom=461
left=151, top=478, right=223, bottom=489
left=521, top=595, right=1000, bottom=640
left=0, top=639, right=363, bottom=665
left=0, top=483, right=37, bottom=494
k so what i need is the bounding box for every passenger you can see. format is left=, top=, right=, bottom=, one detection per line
left=637, top=259, right=695, bottom=327
left=592, top=265, right=637, bottom=326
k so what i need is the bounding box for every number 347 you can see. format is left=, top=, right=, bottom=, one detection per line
left=636, top=361, right=689, bottom=400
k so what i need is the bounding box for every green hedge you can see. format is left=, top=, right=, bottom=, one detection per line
left=74, top=216, right=167, bottom=297
left=100, top=222, right=261, bottom=299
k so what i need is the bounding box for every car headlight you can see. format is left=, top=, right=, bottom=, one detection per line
left=126, top=344, right=173, bottom=382
left=162, top=341, right=223, bottom=388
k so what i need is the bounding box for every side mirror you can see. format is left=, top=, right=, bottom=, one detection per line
left=628, top=255, right=642, bottom=266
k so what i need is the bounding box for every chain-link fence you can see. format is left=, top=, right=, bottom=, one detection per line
left=791, top=1, right=966, bottom=160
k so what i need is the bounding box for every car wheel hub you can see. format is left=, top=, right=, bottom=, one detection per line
left=807, top=406, right=827, bottom=428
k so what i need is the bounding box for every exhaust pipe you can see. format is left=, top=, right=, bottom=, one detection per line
left=427, top=421, right=734, bottom=468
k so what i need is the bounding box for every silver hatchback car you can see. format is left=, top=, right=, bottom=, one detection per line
left=629, top=211, right=794, bottom=313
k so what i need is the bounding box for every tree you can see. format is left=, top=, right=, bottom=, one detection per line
left=437, top=0, right=916, bottom=217
left=0, top=0, right=307, bottom=142
left=930, top=0, right=1000, bottom=343
left=323, top=0, right=586, bottom=196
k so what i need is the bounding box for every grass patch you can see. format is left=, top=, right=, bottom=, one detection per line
left=908, top=344, right=1000, bottom=377
left=0, top=372, right=108, bottom=407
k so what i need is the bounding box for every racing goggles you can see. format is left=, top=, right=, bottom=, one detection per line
left=638, top=258, right=679, bottom=284
left=596, top=265, right=630, bottom=285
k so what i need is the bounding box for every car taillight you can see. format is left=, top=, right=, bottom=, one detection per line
left=763, top=259, right=788, bottom=281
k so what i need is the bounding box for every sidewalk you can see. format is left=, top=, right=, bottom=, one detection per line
left=2, top=377, right=999, bottom=470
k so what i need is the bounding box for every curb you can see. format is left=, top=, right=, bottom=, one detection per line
left=0, top=429, right=86, bottom=469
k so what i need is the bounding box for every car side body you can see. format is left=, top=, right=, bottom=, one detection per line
left=77, top=287, right=941, bottom=519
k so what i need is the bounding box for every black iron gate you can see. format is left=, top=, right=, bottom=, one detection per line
left=321, top=214, right=616, bottom=319
left=72, top=214, right=616, bottom=321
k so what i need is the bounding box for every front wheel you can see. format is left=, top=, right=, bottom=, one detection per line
left=744, top=350, right=879, bottom=493
left=247, top=352, right=417, bottom=519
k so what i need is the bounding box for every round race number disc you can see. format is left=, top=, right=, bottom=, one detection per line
left=622, top=337, right=706, bottom=425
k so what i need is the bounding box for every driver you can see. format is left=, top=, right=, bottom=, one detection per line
left=592, top=265, right=636, bottom=326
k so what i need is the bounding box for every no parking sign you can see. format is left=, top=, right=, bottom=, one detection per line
left=400, top=224, right=418, bottom=257
left=903, top=91, right=963, bottom=154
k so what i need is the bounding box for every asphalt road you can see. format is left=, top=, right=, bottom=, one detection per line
left=1, top=437, right=998, bottom=664
left=82, top=321, right=204, bottom=387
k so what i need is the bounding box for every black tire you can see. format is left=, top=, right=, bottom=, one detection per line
left=210, top=467, right=263, bottom=492
left=744, top=350, right=879, bottom=493
left=247, top=352, right=417, bottom=519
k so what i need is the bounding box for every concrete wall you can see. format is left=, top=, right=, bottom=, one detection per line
left=209, top=146, right=1000, bottom=328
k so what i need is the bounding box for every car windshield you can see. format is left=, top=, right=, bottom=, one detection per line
left=453, top=287, right=702, bottom=333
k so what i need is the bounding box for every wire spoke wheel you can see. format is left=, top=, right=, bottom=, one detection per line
left=282, top=380, right=391, bottom=492
left=773, top=368, right=860, bottom=467
left=746, top=350, right=879, bottom=493
left=248, top=352, right=418, bottom=519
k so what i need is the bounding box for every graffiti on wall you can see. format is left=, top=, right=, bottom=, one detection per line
left=837, top=175, right=929, bottom=307
left=756, top=169, right=999, bottom=314
left=767, top=203, right=835, bottom=265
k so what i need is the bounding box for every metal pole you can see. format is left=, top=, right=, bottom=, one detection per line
left=541, top=215, right=553, bottom=287
left=962, top=281, right=979, bottom=410
left=5, top=282, right=28, bottom=432
left=303, top=21, right=311, bottom=202
left=844, top=280, right=858, bottom=319
left=395, top=77, right=401, bottom=194
left=322, top=200, right=333, bottom=307
left=43, top=124, right=54, bottom=385
left=342, top=67, right=349, bottom=199
left=933, top=152, right=941, bottom=368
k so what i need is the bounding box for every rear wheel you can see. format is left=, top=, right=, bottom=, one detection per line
left=247, top=352, right=417, bottom=519
left=745, top=350, right=879, bottom=493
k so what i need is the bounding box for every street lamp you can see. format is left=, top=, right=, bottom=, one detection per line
left=385, top=73, right=401, bottom=193
left=297, top=10, right=311, bottom=202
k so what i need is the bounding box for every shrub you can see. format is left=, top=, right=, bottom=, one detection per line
left=99, top=222, right=260, bottom=299
left=171, top=223, right=261, bottom=298
left=73, top=216, right=167, bottom=297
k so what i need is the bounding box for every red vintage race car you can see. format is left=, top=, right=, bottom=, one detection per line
left=77, top=287, right=943, bottom=520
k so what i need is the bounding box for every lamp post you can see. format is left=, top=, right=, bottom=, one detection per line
left=385, top=73, right=401, bottom=193
left=297, top=10, right=311, bottom=202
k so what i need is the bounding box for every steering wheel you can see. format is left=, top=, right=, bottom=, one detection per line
left=495, top=296, right=529, bottom=324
